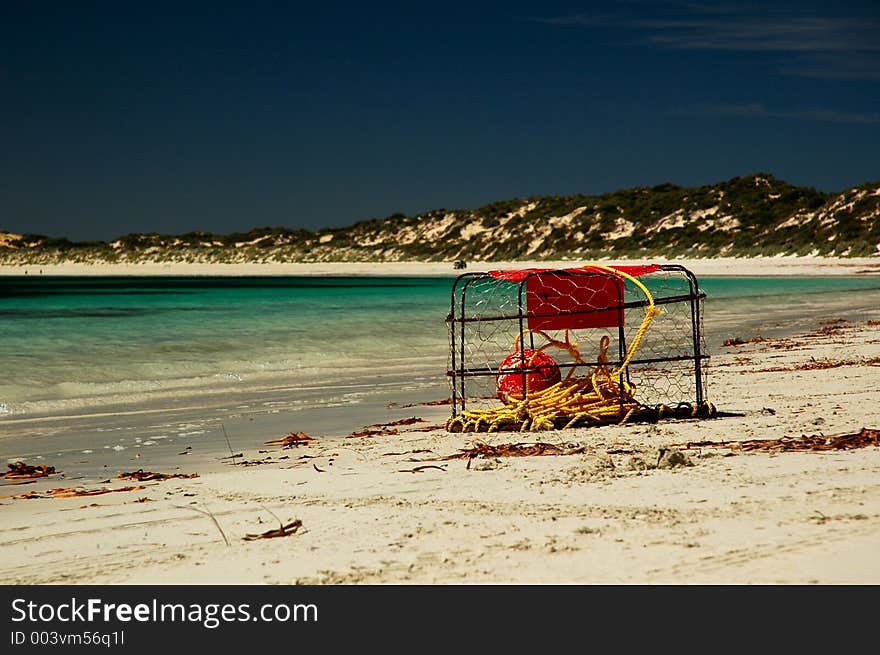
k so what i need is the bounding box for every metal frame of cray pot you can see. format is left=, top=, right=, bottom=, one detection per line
left=444, top=263, right=714, bottom=432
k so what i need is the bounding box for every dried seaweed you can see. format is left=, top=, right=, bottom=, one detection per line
left=117, top=470, right=199, bottom=481
left=671, top=427, right=880, bottom=452
left=398, top=464, right=447, bottom=473
left=443, top=440, right=589, bottom=460
left=755, top=357, right=880, bottom=373
left=348, top=417, right=425, bottom=438
left=236, top=457, right=276, bottom=467
left=60, top=503, right=103, bottom=511
left=4, top=461, right=56, bottom=479
left=243, top=519, right=303, bottom=541
left=15, top=485, right=147, bottom=499
left=722, top=336, right=769, bottom=347
left=391, top=398, right=453, bottom=408
left=411, top=424, right=447, bottom=432
left=265, top=431, right=315, bottom=449
left=382, top=417, right=424, bottom=427
left=382, top=449, right=435, bottom=457
left=349, top=426, right=399, bottom=438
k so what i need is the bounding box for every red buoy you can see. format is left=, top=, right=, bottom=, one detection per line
left=496, top=348, right=561, bottom=403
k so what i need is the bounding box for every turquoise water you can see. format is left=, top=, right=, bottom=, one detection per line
left=699, top=275, right=880, bottom=341
left=1, top=274, right=879, bottom=420
left=0, top=276, right=454, bottom=418
left=1, top=272, right=879, bottom=481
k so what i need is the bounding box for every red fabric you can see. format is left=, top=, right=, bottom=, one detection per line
left=487, top=264, right=660, bottom=330
left=526, top=274, right=623, bottom=330
left=488, top=264, right=659, bottom=282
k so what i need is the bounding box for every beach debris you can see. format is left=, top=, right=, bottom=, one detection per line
left=350, top=426, right=399, bottom=438
left=220, top=423, right=240, bottom=466
left=265, top=431, right=315, bottom=449
left=809, top=322, right=850, bottom=337
left=117, top=469, right=199, bottom=482
left=177, top=504, right=229, bottom=546
left=385, top=417, right=426, bottom=426
left=234, top=456, right=276, bottom=466
left=606, top=447, right=640, bottom=455
left=670, top=427, right=880, bottom=453
left=443, top=440, right=589, bottom=461
left=398, top=464, right=447, bottom=474
left=390, top=398, right=453, bottom=409
left=382, top=448, right=435, bottom=457
left=754, top=356, right=880, bottom=373
left=348, top=417, right=425, bottom=438
left=59, top=502, right=105, bottom=511
left=722, top=336, right=768, bottom=347
left=312, top=462, right=325, bottom=472
left=4, top=461, right=56, bottom=479
left=14, top=485, right=147, bottom=499
left=59, top=502, right=104, bottom=511
left=243, top=519, right=303, bottom=541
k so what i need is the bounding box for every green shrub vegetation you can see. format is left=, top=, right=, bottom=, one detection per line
left=2, top=173, right=877, bottom=264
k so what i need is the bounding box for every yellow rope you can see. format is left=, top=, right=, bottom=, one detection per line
left=447, top=264, right=667, bottom=433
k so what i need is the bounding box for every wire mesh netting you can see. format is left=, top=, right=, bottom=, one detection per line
left=445, top=264, right=713, bottom=432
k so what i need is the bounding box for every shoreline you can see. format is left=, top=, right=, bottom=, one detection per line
left=2, top=255, right=880, bottom=278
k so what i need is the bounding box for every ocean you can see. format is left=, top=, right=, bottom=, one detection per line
left=2, top=272, right=879, bottom=482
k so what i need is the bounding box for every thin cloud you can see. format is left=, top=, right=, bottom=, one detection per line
left=534, top=3, right=880, bottom=79
left=779, top=53, right=880, bottom=80
left=643, top=16, right=880, bottom=53
left=692, top=103, right=880, bottom=124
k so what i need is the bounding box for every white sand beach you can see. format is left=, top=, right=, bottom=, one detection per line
left=2, top=255, right=880, bottom=278
left=1, top=258, right=878, bottom=583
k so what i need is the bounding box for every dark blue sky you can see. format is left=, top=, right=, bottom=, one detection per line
left=2, top=1, right=878, bottom=241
